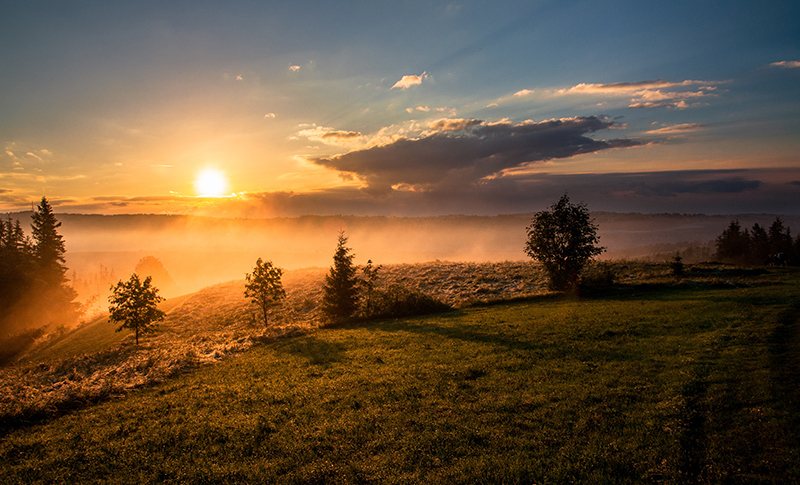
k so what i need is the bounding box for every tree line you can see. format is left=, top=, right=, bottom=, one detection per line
left=0, top=197, right=80, bottom=336
left=715, top=218, right=799, bottom=266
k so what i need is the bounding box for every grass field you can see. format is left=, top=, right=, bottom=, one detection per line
left=1, top=267, right=799, bottom=483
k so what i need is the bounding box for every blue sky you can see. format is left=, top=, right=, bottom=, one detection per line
left=1, top=0, right=799, bottom=216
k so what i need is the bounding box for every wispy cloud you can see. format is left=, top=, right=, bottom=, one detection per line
left=391, top=72, right=427, bottom=90
left=557, top=78, right=722, bottom=110
left=769, top=61, right=800, bottom=69
left=645, top=123, right=706, bottom=135
left=289, top=65, right=300, bottom=72
left=264, top=112, right=277, bottom=119
left=558, top=79, right=705, bottom=94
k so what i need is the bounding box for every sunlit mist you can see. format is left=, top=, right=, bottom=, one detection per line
left=195, top=169, right=229, bottom=197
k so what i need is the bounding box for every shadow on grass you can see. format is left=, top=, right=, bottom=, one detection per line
left=273, top=335, right=349, bottom=366
left=768, top=303, right=800, bottom=446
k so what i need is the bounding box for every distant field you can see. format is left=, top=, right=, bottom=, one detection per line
left=1, top=267, right=798, bottom=483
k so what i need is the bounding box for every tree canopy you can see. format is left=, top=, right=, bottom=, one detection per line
left=108, top=274, right=165, bottom=344
left=524, top=193, right=604, bottom=291
left=244, top=258, right=286, bottom=326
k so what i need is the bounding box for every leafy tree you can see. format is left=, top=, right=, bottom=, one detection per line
left=524, top=193, right=604, bottom=291
left=108, top=274, right=165, bottom=344
left=321, top=231, right=359, bottom=321
left=244, top=258, right=286, bottom=326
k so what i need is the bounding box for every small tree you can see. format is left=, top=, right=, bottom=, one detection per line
left=244, top=258, right=286, bottom=326
left=321, top=231, right=359, bottom=321
left=108, top=274, right=165, bottom=344
left=670, top=253, right=685, bottom=278
left=524, top=193, right=604, bottom=291
left=359, top=259, right=382, bottom=316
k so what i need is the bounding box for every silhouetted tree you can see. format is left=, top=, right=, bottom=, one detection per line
left=670, top=253, right=685, bottom=278
left=31, top=197, right=67, bottom=280
left=244, top=258, right=286, bottom=326
left=748, top=223, right=770, bottom=265
left=359, top=259, right=382, bottom=316
left=0, top=217, right=35, bottom=322
left=768, top=218, right=792, bottom=256
left=108, top=274, right=165, bottom=344
left=715, top=220, right=750, bottom=263
left=525, top=193, right=604, bottom=291
left=321, top=231, right=359, bottom=321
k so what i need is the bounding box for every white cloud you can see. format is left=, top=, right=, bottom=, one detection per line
left=514, top=89, right=535, bottom=97
left=236, top=74, right=243, bottom=81
left=296, top=124, right=364, bottom=146
left=264, top=112, right=277, bottom=119
left=289, top=65, right=300, bottom=72
left=391, top=72, right=427, bottom=90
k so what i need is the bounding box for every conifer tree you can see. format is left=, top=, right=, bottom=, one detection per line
left=321, top=231, right=359, bottom=321
left=31, top=196, right=67, bottom=280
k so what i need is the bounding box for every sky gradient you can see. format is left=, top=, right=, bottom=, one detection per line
left=1, top=0, right=799, bottom=216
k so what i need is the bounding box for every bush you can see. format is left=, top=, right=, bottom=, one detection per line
left=369, top=284, right=451, bottom=319
left=579, top=262, right=618, bottom=290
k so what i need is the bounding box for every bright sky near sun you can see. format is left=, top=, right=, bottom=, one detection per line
left=1, top=0, right=799, bottom=216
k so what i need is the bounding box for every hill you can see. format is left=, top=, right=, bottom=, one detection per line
left=1, top=266, right=798, bottom=483
left=6, top=211, right=798, bottom=299
left=0, top=261, right=547, bottom=423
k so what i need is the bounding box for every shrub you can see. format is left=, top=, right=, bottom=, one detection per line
left=369, top=284, right=451, bottom=318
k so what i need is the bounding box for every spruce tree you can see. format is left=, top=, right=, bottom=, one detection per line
left=31, top=196, right=67, bottom=280
left=321, top=231, right=359, bottom=321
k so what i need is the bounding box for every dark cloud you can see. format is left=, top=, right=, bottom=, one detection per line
left=321, top=130, right=362, bottom=140
left=187, top=169, right=790, bottom=218
left=27, top=169, right=795, bottom=218
left=312, top=116, right=641, bottom=193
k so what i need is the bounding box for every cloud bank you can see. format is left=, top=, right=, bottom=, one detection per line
left=310, top=116, right=641, bottom=193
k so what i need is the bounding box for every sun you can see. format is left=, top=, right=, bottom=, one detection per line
left=195, top=169, right=228, bottom=197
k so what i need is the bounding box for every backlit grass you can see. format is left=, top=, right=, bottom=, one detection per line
left=2, top=268, right=799, bottom=483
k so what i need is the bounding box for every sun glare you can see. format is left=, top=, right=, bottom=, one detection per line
left=195, top=169, right=228, bottom=197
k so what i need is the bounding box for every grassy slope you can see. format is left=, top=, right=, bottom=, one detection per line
left=23, top=294, right=193, bottom=363
left=2, top=270, right=800, bottom=484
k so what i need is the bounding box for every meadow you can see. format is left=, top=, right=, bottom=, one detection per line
left=1, top=263, right=799, bottom=483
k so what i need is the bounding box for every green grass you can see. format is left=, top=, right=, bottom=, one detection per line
left=2, top=269, right=799, bottom=484
left=23, top=293, right=193, bottom=363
